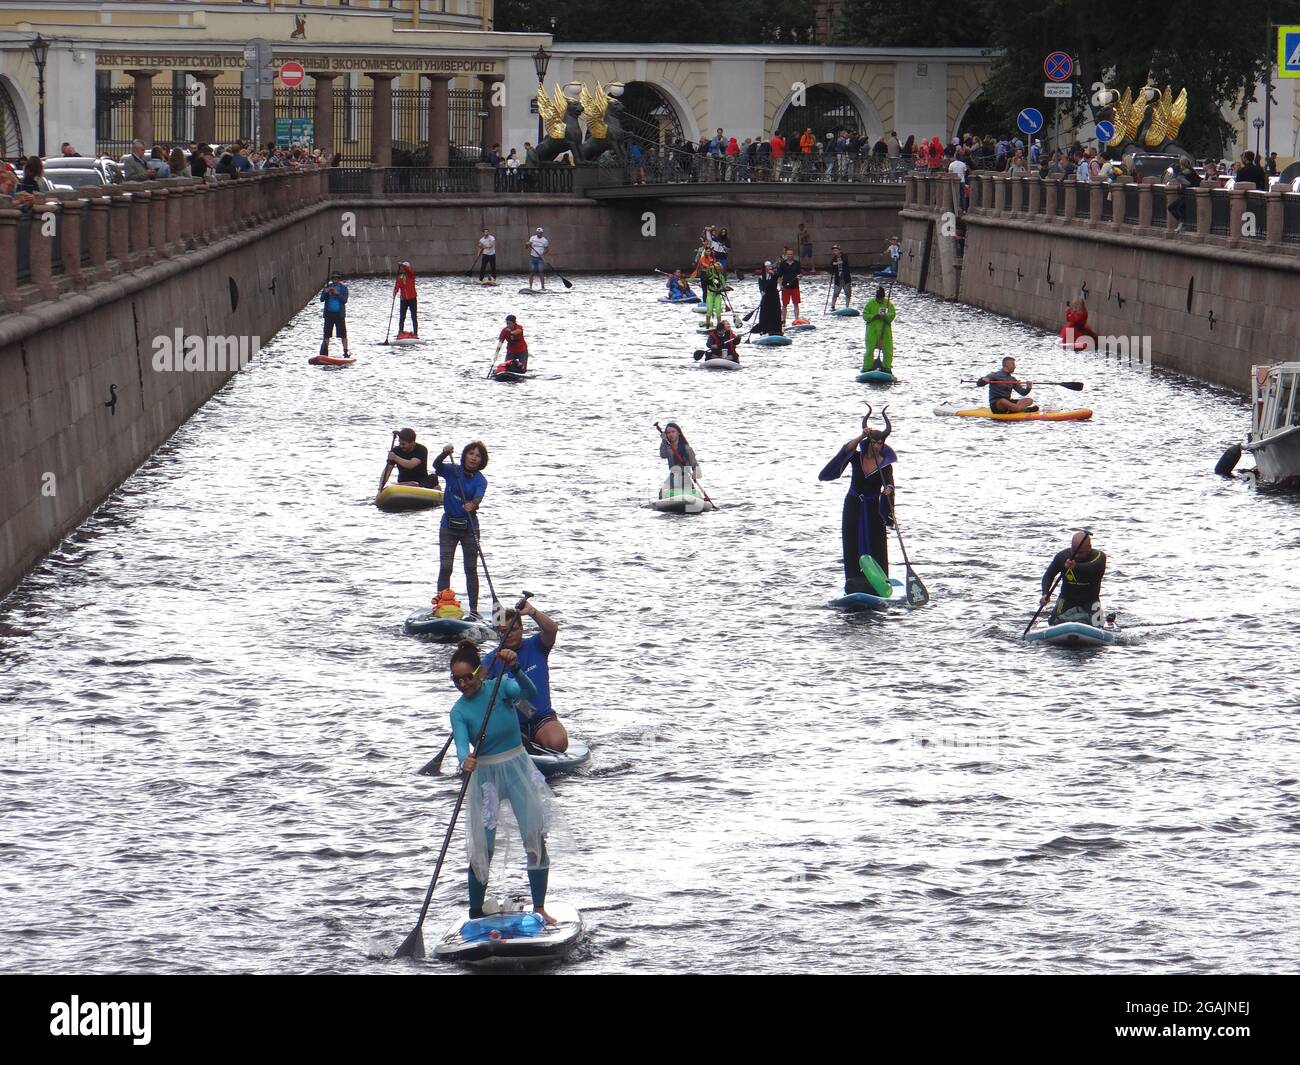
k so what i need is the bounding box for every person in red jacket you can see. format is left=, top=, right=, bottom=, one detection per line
left=770, top=130, right=786, bottom=180
left=494, top=314, right=529, bottom=373
left=393, top=261, right=418, bottom=338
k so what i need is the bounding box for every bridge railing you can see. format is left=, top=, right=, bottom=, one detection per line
left=598, top=148, right=919, bottom=186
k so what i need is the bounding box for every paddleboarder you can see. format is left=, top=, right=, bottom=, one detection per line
left=667, top=269, right=695, bottom=301
left=434, top=442, right=490, bottom=618
left=755, top=261, right=783, bottom=336
left=1040, top=531, right=1107, bottom=626
left=978, top=356, right=1038, bottom=413
left=478, top=228, right=497, bottom=282
left=494, top=314, right=528, bottom=374
left=660, top=421, right=702, bottom=494
left=829, top=245, right=852, bottom=310
left=705, top=319, right=740, bottom=363
left=381, top=428, right=438, bottom=489
left=691, top=252, right=726, bottom=328
left=393, top=261, right=418, bottom=338
left=818, top=408, right=896, bottom=594
left=448, top=639, right=557, bottom=925
left=864, top=285, right=896, bottom=372
left=526, top=227, right=549, bottom=291
left=776, top=246, right=802, bottom=326
left=483, top=600, right=569, bottom=753
left=318, top=270, right=349, bottom=358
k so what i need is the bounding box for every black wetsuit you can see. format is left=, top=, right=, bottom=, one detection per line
left=756, top=272, right=782, bottom=335
left=1041, top=548, right=1107, bottom=623
left=819, top=443, right=895, bottom=590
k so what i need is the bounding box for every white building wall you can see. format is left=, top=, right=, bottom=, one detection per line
left=892, top=60, right=949, bottom=142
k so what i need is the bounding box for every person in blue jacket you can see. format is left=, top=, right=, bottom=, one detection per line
left=484, top=599, right=568, bottom=752
left=667, top=269, right=696, bottom=301
left=318, top=271, right=349, bottom=357
left=818, top=407, right=896, bottom=593
left=449, top=639, right=556, bottom=924
left=434, top=441, right=489, bottom=617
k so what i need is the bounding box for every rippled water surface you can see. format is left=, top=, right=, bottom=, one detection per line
left=3, top=275, right=1298, bottom=974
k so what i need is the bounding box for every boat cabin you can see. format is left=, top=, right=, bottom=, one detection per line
left=1251, top=363, right=1300, bottom=438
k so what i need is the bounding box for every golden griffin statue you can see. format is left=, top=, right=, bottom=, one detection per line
left=1095, top=80, right=1190, bottom=170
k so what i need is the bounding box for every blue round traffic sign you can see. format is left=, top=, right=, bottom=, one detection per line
left=1095, top=119, right=1115, bottom=143
left=1044, top=51, right=1073, bottom=82
left=1017, top=108, right=1044, bottom=135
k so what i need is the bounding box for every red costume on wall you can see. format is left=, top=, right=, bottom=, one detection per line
left=1058, top=299, right=1099, bottom=350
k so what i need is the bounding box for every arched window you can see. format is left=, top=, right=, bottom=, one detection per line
left=0, top=77, right=26, bottom=158
left=775, top=84, right=863, bottom=142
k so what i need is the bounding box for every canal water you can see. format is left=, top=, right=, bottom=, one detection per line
left=3, top=275, right=1297, bottom=974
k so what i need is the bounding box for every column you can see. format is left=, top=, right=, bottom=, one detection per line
left=0, top=209, right=19, bottom=311
left=311, top=73, right=339, bottom=157
left=1027, top=175, right=1042, bottom=215
left=368, top=73, right=396, bottom=166
left=479, top=73, right=502, bottom=154
left=1137, top=183, right=1153, bottom=229
left=59, top=199, right=87, bottom=283
left=125, top=69, right=160, bottom=146
left=1110, top=183, right=1126, bottom=229
left=259, top=97, right=276, bottom=152
left=129, top=190, right=152, bottom=262
left=88, top=197, right=112, bottom=282
left=109, top=190, right=132, bottom=264
left=1088, top=181, right=1103, bottom=225
left=28, top=202, right=59, bottom=299
left=1266, top=183, right=1285, bottom=244
left=190, top=70, right=222, bottom=145
left=1194, top=187, right=1211, bottom=238
left=1044, top=176, right=1060, bottom=220
left=423, top=73, right=451, bottom=168
left=1228, top=183, right=1252, bottom=247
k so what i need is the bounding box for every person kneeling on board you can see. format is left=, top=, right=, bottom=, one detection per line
left=393, top=261, right=418, bottom=338
left=484, top=600, right=568, bottom=753
left=381, top=428, right=439, bottom=489
left=1040, top=530, right=1107, bottom=626
left=449, top=640, right=557, bottom=925
left=818, top=407, right=896, bottom=594
left=978, top=356, right=1038, bottom=413
left=705, top=319, right=740, bottom=363
left=494, top=314, right=529, bottom=374
left=659, top=420, right=702, bottom=496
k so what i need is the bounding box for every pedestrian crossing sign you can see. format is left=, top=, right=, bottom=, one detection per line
left=1279, top=26, right=1300, bottom=78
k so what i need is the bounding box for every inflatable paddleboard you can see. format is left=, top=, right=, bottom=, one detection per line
left=938, top=406, right=1093, bottom=422
left=658, top=296, right=701, bottom=304
left=753, top=335, right=791, bottom=346
left=375, top=483, right=443, bottom=511
left=830, top=307, right=861, bottom=317
left=828, top=577, right=906, bottom=612
left=492, top=366, right=534, bottom=382
left=652, top=487, right=709, bottom=513
left=1025, top=621, right=1119, bottom=647
left=699, top=357, right=741, bottom=370
left=692, top=305, right=709, bottom=314
left=856, top=369, right=894, bottom=383
left=403, top=607, right=493, bottom=641
left=516, top=288, right=564, bottom=295
left=787, top=323, right=817, bottom=333
left=434, top=899, right=583, bottom=965
left=308, top=354, right=356, bottom=366
left=389, top=335, right=422, bottom=346
left=526, top=738, right=591, bottom=777
left=479, top=280, right=499, bottom=287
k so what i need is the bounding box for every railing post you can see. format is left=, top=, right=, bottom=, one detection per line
left=28, top=201, right=60, bottom=300
left=1109, top=183, right=1126, bottom=229
left=1137, top=182, right=1153, bottom=229
left=980, top=171, right=994, bottom=211
left=1165, top=181, right=1181, bottom=233
left=59, top=198, right=87, bottom=284
left=0, top=209, right=21, bottom=311
left=1062, top=180, right=1077, bottom=224
left=1228, top=183, right=1251, bottom=247
left=369, top=166, right=385, bottom=197
left=1266, top=184, right=1285, bottom=244
left=149, top=187, right=170, bottom=258
left=88, top=196, right=111, bottom=282
left=129, top=189, right=152, bottom=262
left=1089, top=180, right=1103, bottom=225
left=1027, top=174, right=1042, bottom=215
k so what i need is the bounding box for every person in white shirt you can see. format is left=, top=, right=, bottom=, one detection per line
left=477, top=228, right=497, bottom=282
left=948, top=154, right=969, bottom=210
left=526, top=227, right=550, bottom=290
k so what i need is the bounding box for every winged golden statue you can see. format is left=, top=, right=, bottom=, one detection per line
left=580, top=81, right=610, bottom=140
left=537, top=84, right=570, bottom=140
left=1144, top=85, right=1188, bottom=149
left=1106, top=87, right=1141, bottom=146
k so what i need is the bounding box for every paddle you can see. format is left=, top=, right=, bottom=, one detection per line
left=394, top=592, right=534, bottom=960
left=463, top=250, right=482, bottom=278
left=654, top=422, right=718, bottom=510
left=963, top=378, right=1085, bottom=391
left=1022, top=537, right=1091, bottom=637
left=379, top=430, right=399, bottom=493
left=886, top=495, right=929, bottom=606
left=542, top=260, right=574, bottom=290
left=382, top=272, right=398, bottom=345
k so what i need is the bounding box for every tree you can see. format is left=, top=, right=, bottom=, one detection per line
left=834, top=0, right=994, bottom=48
left=495, top=0, right=816, bottom=43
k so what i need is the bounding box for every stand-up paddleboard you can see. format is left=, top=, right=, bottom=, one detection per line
left=753, top=334, right=792, bottom=347
left=308, top=354, right=356, bottom=367
left=830, top=307, right=861, bottom=317
left=403, top=607, right=493, bottom=641
left=658, top=295, right=701, bottom=304
left=525, top=737, right=591, bottom=777
left=651, top=486, right=709, bottom=513
left=698, top=358, right=741, bottom=370
left=856, top=368, right=894, bottom=383
left=692, top=304, right=709, bottom=314
left=787, top=321, right=816, bottom=333
left=479, top=279, right=499, bottom=287
left=389, top=334, right=422, bottom=346
left=491, top=367, right=535, bottom=382
left=434, top=899, right=583, bottom=965
left=935, top=406, right=1093, bottom=422
left=517, top=288, right=565, bottom=295
left=828, top=577, right=906, bottom=612
left=1025, top=621, right=1119, bottom=647
left=873, top=267, right=898, bottom=279
left=375, top=483, right=443, bottom=511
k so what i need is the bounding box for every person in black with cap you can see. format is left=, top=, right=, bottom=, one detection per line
left=1040, top=530, right=1107, bottom=626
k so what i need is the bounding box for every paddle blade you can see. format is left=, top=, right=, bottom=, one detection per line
left=417, top=756, right=439, bottom=777
left=393, top=925, right=426, bottom=961
left=905, top=568, right=929, bottom=606
left=1058, top=381, right=1085, bottom=391
left=560, top=277, right=574, bottom=289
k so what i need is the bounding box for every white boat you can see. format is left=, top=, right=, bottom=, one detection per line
left=1240, top=363, right=1300, bottom=487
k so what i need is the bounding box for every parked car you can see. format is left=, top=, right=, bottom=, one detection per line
left=44, top=156, right=121, bottom=185
left=44, top=169, right=110, bottom=191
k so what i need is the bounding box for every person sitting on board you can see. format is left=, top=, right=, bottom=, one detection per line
left=526, top=227, right=549, bottom=291
left=494, top=314, right=528, bottom=374
left=775, top=246, right=802, bottom=326
left=318, top=271, right=349, bottom=358
left=705, top=319, right=741, bottom=363
left=433, top=588, right=464, bottom=619
left=381, top=427, right=438, bottom=490
left=818, top=407, right=896, bottom=594
left=755, top=261, right=783, bottom=336
left=448, top=639, right=557, bottom=925
left=863, top=285, right=896, bottom=372
left=659, top=421, right=702, bottom=496
left=434, top=442, right=489, bottom=618
left=667, top=269, right=696, bottom=301
left=978, top=356, right=1038, bottom=413
left=478, top=228, right=497, bottom=282
left=393, top=261, right=418, bottom=338
left=483, top=599, right=568, bottom=753
left=829, top=245, right=852, bottom=310
left=1058, top=297, right=1099, bottom=350
left=1040, top=530, right=1107, bottom=626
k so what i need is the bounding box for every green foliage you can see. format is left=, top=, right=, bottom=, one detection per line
left=495, top=0, right=816, bottom=43
left=834, top=0, right=994, bottom=47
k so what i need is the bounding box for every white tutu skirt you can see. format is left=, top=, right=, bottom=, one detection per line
left=466, top=746, right=555, bottom=883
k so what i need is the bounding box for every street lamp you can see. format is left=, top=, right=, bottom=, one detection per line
left=1254, top=116, right=1265, bottom=158
left=532, top=44, right=551, bottom=144
left=29, top=33, right=49, bottom=157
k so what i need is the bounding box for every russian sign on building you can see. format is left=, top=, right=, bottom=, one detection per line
left=96, top=52, right=499, bottom=74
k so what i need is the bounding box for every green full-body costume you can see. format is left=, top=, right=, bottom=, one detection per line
left=701, top=261, right=726, bottom=326
left=863, top=296, right=896, bottom=371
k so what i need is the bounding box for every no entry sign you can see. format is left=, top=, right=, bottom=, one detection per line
left=279, top=62, right=306, bottom=88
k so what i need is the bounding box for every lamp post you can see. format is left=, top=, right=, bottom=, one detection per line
left=30, top=33, right=49, bottom=158
left=532, top=44, right=551, bottom=144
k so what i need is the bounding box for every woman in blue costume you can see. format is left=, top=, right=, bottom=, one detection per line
left=817, top=407, right=896, bottom=593
left=449, top=639, right=557, bottom=925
